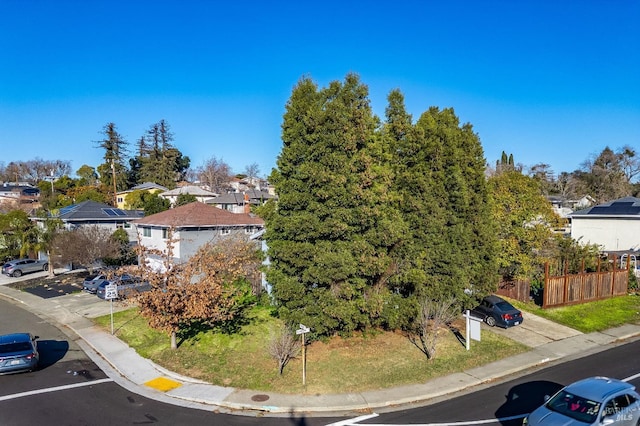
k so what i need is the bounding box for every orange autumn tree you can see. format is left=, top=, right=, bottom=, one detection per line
left=134, top=234, right=262, bottom=349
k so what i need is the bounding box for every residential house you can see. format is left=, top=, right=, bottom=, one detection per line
left=132, top=201, right=264, bottom=269
left=0, top=182, right=40, bottom=212
left=208, top=189, right=275, bottom=214
left=115, top=182, right=169, bottom=209
left=569, top=196, right=640, bottom=252
left=34, top=200, right=144, bottom=243
left=547, top=195, right=595, bottom=219
left=159, top=185, right=217, bottom=206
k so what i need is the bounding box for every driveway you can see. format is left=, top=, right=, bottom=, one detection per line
left=485, top=311, right=582, bottom=347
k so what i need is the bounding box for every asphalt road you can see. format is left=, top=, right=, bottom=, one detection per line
left=0, top=297, right=344, bottom=426
left=362, top=338, right=640, bottom=426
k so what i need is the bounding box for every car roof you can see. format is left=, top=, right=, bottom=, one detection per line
left=563, top=376, right=635, bottom=401
left=483, top=295, right=506, bottom=304
left=0, top=333, right=33, bottom=344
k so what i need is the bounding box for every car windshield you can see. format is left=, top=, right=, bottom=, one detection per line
left=546, top=390, right=601, bottom=423
left=0, top=342, right=32, bottom=354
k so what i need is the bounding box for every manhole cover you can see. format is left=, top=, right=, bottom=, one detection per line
left=251, top=394, right=270, bottom=402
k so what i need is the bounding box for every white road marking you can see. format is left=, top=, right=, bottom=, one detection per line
left=0, top=378, right=113, bottom=402
left=326, top=413, right=526, bottom=426
left=624, top=373, right=640, bottom=382
left=325, top=414, right=379, bottom=425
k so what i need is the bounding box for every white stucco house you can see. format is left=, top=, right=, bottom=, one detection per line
left=159, top=185, right=217, bottom=206
left=132, top=201, right=264, bottom=270
left=569, top=196, right=640, bottom=252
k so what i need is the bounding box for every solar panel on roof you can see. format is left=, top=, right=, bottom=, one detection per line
left=589, top=202, right=640, bottom=215
left=102, top=208, right=117, bottom=216
left=59, top=204, right=79, bottom=215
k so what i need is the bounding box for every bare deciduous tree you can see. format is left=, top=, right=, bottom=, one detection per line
left=196, top=156, right=232, bottom=193
left=53, top=226, right=120, bottom=272
left=268, top=325, right=301, bottom=375
left=407, top=297, right=459, bottom=359
left=131, top=234, right=262, bottom=349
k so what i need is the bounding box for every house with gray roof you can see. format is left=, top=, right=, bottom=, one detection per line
left=159, top=185, right=217, bottom=206
left=34, top=200, right=144, bottom=242
left=116, top=182, right=169, bottom=209
left=208, top=189, right=275, bottom=214
left=569, top=196, right=640, bottom=252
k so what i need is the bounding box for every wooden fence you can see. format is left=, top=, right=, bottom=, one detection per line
left=496, top=280, right=530, bottom=303
left=496, top=255, right=630, bottom=308
left=542, top=266, right=628, bottom=308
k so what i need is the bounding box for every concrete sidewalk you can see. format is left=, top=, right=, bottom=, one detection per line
left=1, top=275, right=640, bottom=417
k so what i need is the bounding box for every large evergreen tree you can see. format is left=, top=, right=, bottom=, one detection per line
left=96, top=123, right=129, bottom=192
left=266, top=75, right=499, bottom=337
left=137, top=120, right=189, bottom=188
left=265, top=74, right=401, bottom=336
left=391, top=104, right=498, bottom=304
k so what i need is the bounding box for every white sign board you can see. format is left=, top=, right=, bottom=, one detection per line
left=104, top=284, right=118, bottom=300
left=296, top=324, right=310, bottom=335
left=469, top=317, right=481, bottom=341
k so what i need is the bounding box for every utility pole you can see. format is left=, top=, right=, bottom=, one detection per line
left=111, top=159, right=118, bottom=207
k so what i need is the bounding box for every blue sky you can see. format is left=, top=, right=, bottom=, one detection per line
left=1, top=0, right=638, bottom=179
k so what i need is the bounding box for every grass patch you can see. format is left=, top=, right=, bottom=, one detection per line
left=510, top=294, right=640, bottom=333
left=93, top=307, right=528, bottom=394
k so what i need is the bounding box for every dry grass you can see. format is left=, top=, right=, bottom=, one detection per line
left=94, top=307, right=528, bottom=394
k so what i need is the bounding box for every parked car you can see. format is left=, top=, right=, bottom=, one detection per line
left=0, top=333, right=39, bottom=374
left=523, top=376, right=640, bottom=425
left=472, top=295, right=523, bottom=328
left=82, top=274, right=107, bottom=293
left=96, top=277, right=151, bottom=300
left=1, top=258, right=49, bottom=277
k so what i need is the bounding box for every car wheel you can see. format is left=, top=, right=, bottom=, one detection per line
left=485, top=316, right=496, bottom=327
left=42, top=263, right=48, bottom=271
left=12, top=269, right=22, bottom=277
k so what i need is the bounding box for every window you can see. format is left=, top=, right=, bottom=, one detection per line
left=124, top=223, right=130, bottom=229
left=220, top=228, right=230, bottom=236
left=162, top=229, right=168, bottom=239
left=245, top=226, right=254, bottom=234
left=142, top=227, right=151, bottom=237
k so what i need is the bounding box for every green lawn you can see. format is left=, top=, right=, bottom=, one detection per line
left=93, top=306, right=528, bottom=394
left=93, top=294, right=640, bottom=393
left=509, top=293, right=640, bottom=333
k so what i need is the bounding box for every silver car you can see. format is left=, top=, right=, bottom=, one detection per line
left=1, top=258, right=49, bottom=277
left=524, top=376, right=640, bottom=425
left=0, top=333, right=39, bottom=374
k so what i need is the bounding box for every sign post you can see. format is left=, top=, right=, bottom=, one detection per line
left=464, top=310, right=482, bottom=350
left=296, top=323, right=310, bottom=386
left=104, top=283, right=118, bottom=335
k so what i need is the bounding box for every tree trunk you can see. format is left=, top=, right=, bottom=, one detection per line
left=47, top=250, right=55, bottom=278
left=170, top=330, right=177, bottom=349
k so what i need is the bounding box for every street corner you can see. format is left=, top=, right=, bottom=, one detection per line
left=145, top=376, right=183, bottom=392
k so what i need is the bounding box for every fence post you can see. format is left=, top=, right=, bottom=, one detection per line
left=563, top=261, right=569, bottom=305
left=611, top=254, right=617, bottom=297
left=543, top=262, right=549, bottom=308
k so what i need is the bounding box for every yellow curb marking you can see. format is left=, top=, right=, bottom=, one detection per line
left=145, top=376, right=182, bottom=392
